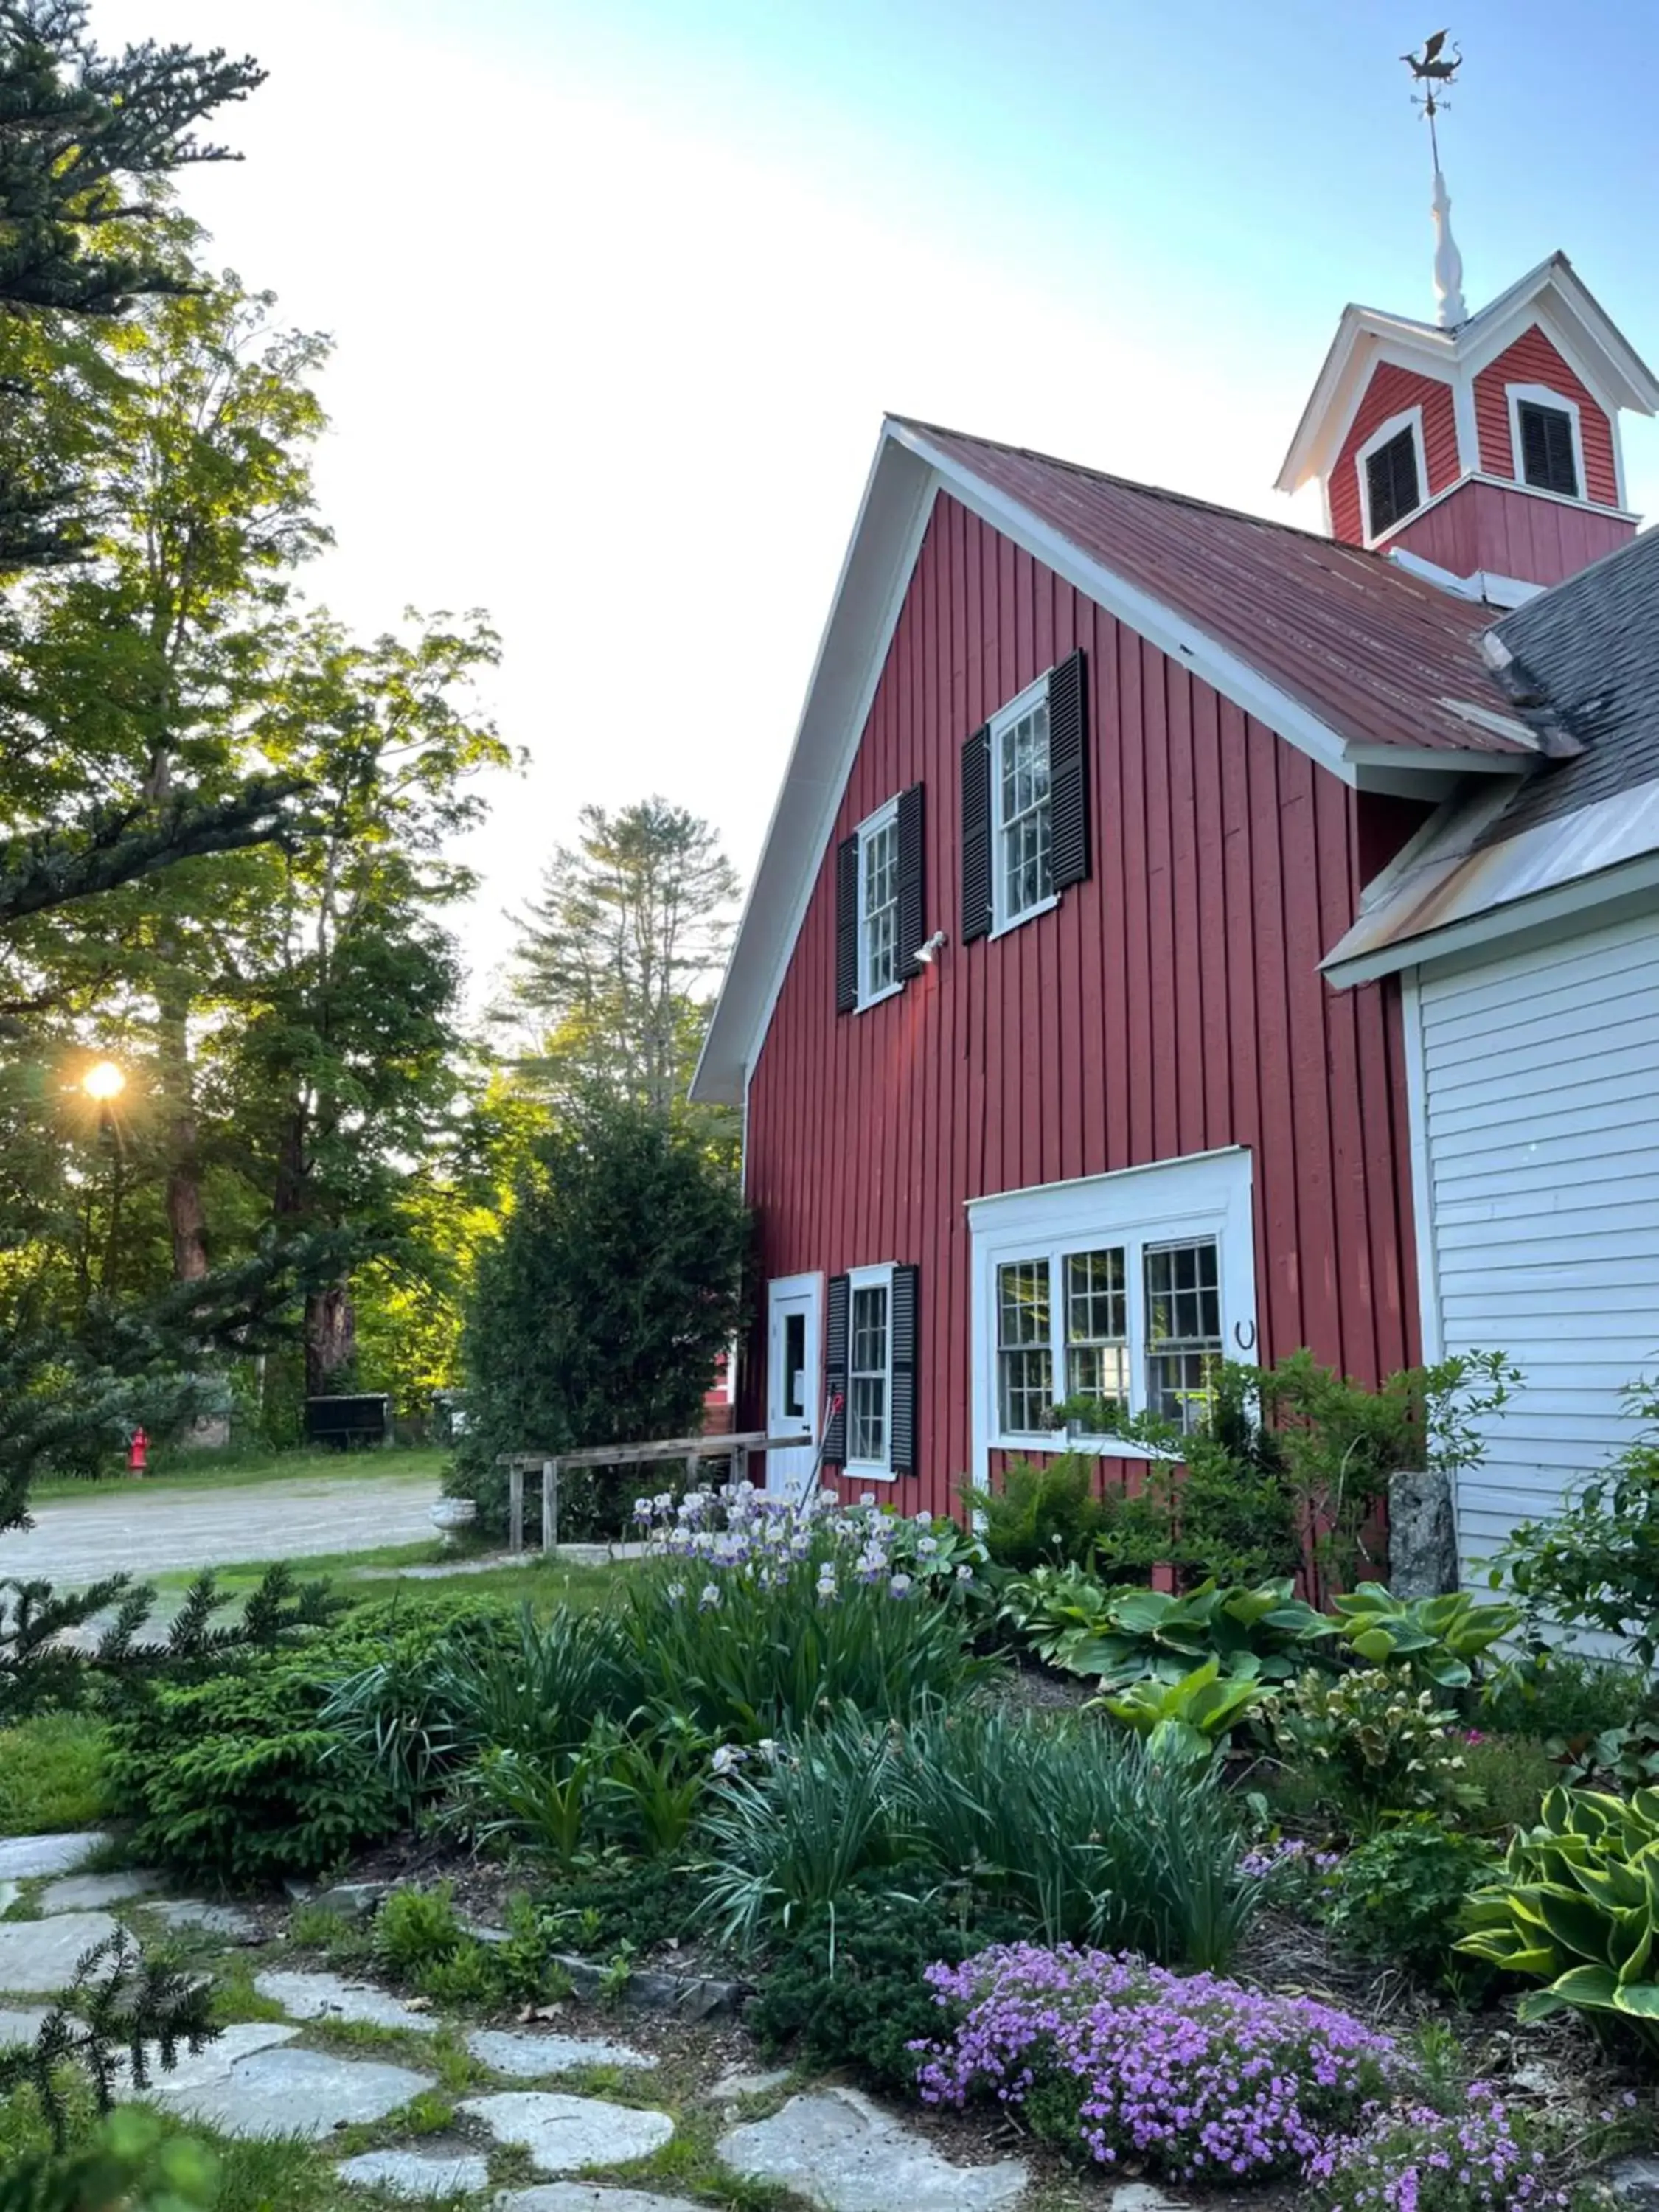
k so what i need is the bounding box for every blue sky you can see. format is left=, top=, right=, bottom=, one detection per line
left=93, top=1, right=1659, bottom=993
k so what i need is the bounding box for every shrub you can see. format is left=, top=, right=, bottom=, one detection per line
left=1304, top=2084, right=1564, bottom=2212
left=749, top=1882, right=1023, bottom=2090
left=1480, top=1649, right=1643, bottom=1745
left=915, top=1942, right=1398, bottom=2181
left=0, top=2110, right=218, bottom=2212
left=1458, top=1784, right=1659, bottom=2049
left=1324, top=1817, right=1498, bottom=1984
left=540, top=1858, right=698, bottom=1958
left=1268, top=1667, right=1478, bottom=1833
left=700, top=1706, right=1258, bottom=1969
left=967, top=1450, right=1157, bottom=1573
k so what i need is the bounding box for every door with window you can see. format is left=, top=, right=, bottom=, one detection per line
left=765, top=1275, right=821, bottom=1499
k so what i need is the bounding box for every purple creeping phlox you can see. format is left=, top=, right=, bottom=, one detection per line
left=1304, top=2083, right=1567, bottom=2212
left=912, top=1943, right=1399, bottom=2182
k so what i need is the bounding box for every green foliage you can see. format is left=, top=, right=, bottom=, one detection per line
left=967, top=1450, right=1158, bottom=1573
left=1481, top=1647, right=1644, bottom=1744
left=748, top=1882, right=1020, bottom=2090
left=1324, top=1818, right=1498, bottom=1984
left=700, top=1706, right=1257, bottom=1969
left=1460, top=1735, right=1561, bottom=1834
left=1498, top=1380, right=1659, bottom=1667
left=453, top=1102, right=748, bottom=1538
left=1003, top=1569, right=1331, bottom=1684
left=538, top=1858, right=700, bottom=1959
left=1555, top=1708, right=1659, bottom=1793
left=1268, top=1667, right=1478, bottom=1833
left=1458, top=1784, right=1659, bottom=2050
left=0, top=1714, right=107, bottom=1835
left=0, top=2107, right=217, bottom=2212
left=1330, top=1584, right=1520, bottom=1691
left=1093, top=1658, right=1266, bottom=1767
left=373, top=1883, right=465, bottom=1980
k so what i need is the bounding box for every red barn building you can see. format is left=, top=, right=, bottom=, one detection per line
left=692, top=248, right=1659, bottom=1572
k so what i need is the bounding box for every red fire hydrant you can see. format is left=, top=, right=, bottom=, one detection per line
left=126, top=1427, right=148, bottom=1478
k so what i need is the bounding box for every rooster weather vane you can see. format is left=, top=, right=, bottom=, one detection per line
left=1402, top=30, right=1468, bottom=328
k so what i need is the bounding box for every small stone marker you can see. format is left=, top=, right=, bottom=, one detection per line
left=465, top=2026, right=655, bottom=2076
left=0, top=1834, right=108, bottom=1881
left=717, top=2085, right=1029, bottom=2212
left=37, top=1869, right=161, bottom=1914
left=460, top=2090, right=674, bottom=2174
left=253, top=1967, right=439, bottom=2033
left=0, top=1910, right=121, bottom=1993
left=337, top=2148, right=491, bottom=2198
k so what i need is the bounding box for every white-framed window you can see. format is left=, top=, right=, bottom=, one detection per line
left=1507, top=383, right=1584, bottom=501
left=854, top=798, right=901, bottom=1010
left=969, top=1148, right=1256, bottom=1468
left=1356, top=406, right=1427, bottom=543
left=990, top=674, right=1054, bottom=934
left=846, top=1261, right=894, bottom=1477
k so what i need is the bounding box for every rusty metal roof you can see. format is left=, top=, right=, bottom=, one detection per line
left=898, top=419, right=1534, bottom=759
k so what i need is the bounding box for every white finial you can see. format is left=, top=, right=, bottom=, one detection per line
left=1402, top=31, right=1468, bottom=327
left=1431, top=162, right=1467, bottom=327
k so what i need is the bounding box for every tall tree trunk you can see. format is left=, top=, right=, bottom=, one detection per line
left=156, top=984, right=209, bottom=1280
left=305, top=1283, right=356, bottom=1398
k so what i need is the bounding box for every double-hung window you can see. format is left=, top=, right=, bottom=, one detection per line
left=858, top=801, right=900, bottom=1004
left=848, top=1269, right=891, bottom=1467
left=835, top=787, right=923, bottom=1015
left=971, top=1149, right=1254, bottom=1461
left=991, top=677, right=1054, bottom=931
left=824, top=1261, right=921, bottom=1481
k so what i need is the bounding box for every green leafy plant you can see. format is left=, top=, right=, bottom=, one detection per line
left=1009, top=1573, right=1330, bottom=1686
left=1324, top=1816, right=1498, bottom=1985
left=1093, top=1659, right=1266, bottom=1767
left=373, top=1883, right=465, bottom=1980
left=965, top=1450, right=1160, bottom=1574
left=1329, top=1584, right=1520, bottom=1691
left=0, top=2108, right=218, bottom=2212
left=468, top=1733, right=617, bottom=1871
left=601, top=1714, right=710, bottom=1857
left=1267, top=1666, right=1478, bottom=1833
left=1497, top=1380, right=1659, bottom=1667
left=1458, top=1784, right=1659, bottom=2048
left=1459, top=1734, right=1560, bottom=1834
left=1555, top=1708, right=1659, bottom=1792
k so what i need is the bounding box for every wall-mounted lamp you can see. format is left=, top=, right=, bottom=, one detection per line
left=914, top=930, right=949, bottom=967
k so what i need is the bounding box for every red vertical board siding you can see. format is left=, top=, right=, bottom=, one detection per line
left=1473, top=327, right=1619, bottom=506
left=1329, top=364, right=1461, bottom=545
left=1393, top=476, right=1635, bottom=587
left=741, top=496, right=1416, bottom=1517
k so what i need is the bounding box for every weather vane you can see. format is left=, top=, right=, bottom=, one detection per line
left=1402, top=30, right=1468, bottom=329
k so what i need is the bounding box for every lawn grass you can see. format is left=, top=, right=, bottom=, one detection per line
left=0, top=1711, right=110, bottom=1836
left=145, top=1541, right=629, bottom=1618
left=29, top=1443, right=448, bottom=1506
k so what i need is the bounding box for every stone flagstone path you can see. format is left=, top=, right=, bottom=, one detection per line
left=0, top=1829, right=1036, bottom=2205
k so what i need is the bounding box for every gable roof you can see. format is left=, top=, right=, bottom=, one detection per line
left=1276, top=253, right=1659, bottom=496
left=1324, top=525, right=1659, bottom=985
left=692, top=417, right=1539, bottom=1106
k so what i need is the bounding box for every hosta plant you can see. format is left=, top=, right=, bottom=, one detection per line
left=1009, top=1573, right=1331, bottom=1686
left=1330, top=1583, right=1520, bottom=1691
left=1093, top=1658, right=1265, bottom=1767
left=1457, top=1784, right=1659, bottom=2048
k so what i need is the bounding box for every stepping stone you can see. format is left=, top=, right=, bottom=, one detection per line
left=717, top=2085, right=1029, bottom=2212
left=114, top=2021, right=298, bottom=2096
left=338, top=2148, right=491, bottom=2198
left=0, top=1833, right=108, bottom=1880
left=153, top=1899, right=260, bottom=1943
left=461, top=2090, right=674, bottom=2174
left=0, top=1910, right=120, bottom=1993
left=0, top=2006, right=46, bottom=2045
left=254, top=1967, right=439, bottom=2033
left=496, top=2191, right=701, bottom=2211
left=38, top=1869, right=161, bottom=1913
left=466, top=2026, right=655, bottom=2077
left=153, top=2037, right=433, bottom=2138
left=0, top=1883, right=19, bottom=1917
left=712, top=2063, right=792, bottom=2098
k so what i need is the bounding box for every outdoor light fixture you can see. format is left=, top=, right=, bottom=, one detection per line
left=81, top=1060, right=125, bottom=1102
left=914, top=931, right=948, bottom=966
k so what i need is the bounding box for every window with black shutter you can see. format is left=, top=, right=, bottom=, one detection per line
left=1047, top=650, right=1090, bottom=894
left=1363, top=426, right=1422, bottom=538
left=964, top=651, right=1093, bottom=943
left=838, top=785, right=927, bottom=1012
left=1517, top=400, right=1579, bottom=498
left=889, top=1262, right=919, bottom=1477
left=835, top=836, right=860, bottom=1014
left=961, top=723, right=992, bottom=942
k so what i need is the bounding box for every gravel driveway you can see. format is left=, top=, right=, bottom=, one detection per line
left=0, top=1471, right=442, bottom=1587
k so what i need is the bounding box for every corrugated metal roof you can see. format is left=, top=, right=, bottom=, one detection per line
left=899, top=419, right=1534, bottom=758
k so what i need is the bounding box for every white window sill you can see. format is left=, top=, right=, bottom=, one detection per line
left=855, top=980, right=904, bottom=1015
left=843, top=1462, right=897, bottom=1485
left=990, top=894, right=1059, bottom=942
left=989, top=1430, right=1162, bottom=1462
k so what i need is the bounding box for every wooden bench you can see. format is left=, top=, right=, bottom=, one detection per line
left=497, top=1429, right=813, bottom=1554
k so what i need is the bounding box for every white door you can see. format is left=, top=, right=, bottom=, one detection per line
left=1410, top=908, right=1659, bottom=1584
left=766, top=1274, right=821, bottom=1499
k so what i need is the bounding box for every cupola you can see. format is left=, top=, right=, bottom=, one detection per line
left=1278, top=36, right=1658, bottom=600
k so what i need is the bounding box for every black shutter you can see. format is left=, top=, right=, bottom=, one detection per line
left=823, top=1273, right=849, bottom=1466
left=896, top=782, right=925, bottom=981
left=835, top=834, right=859, bottom=1014
left=1520, top=403, right=1578, bottom=498
left=889, top=1263, right=919, bottom=1477
left=1047, top=649, right=1091, bottom=894
left=960, top=724, right=992, bottom=942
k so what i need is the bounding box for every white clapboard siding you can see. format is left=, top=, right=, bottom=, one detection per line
left=1416, top=908, right=1659, bottom=1581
